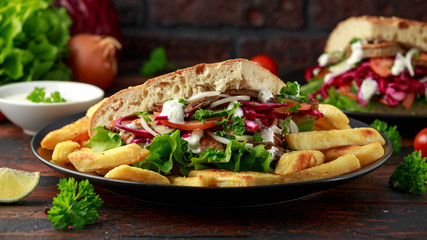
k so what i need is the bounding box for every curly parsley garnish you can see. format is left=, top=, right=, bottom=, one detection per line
left=215, top=102, right=246, bottom=137
left=389, top=151, right=427, bottom=195
left=48, top=178, right=103, bottom=230
left=370, top=119, right=402, bottom=153
left=252, top=133, right=263, bottom=142
left=27, top=87, right=66, bottom=103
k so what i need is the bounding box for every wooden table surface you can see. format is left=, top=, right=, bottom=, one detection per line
left=1, top=76, right=426, bottom=239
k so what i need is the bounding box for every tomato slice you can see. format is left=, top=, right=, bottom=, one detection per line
left=370, top=57, right=393, bottom=77
left=273, top=103, right=312, bottom=113
left=338, top=85, right=357, bottom=100
left=158, top=117, right=223, bottom=130
left=401, top=92, right=415, bottom=109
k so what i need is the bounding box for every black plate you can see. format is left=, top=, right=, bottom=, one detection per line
left=341, top=110, right=427, bottom=137
left=31, top=112, right=392, bottom=208
left=285, top=69, right=427, bottom=137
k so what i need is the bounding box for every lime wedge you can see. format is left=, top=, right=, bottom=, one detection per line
left=0, top=167, right=40, bottom=203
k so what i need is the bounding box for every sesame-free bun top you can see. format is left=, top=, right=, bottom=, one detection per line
left=89, top=58, right=286, bottom=132
left=324, top=16, right=427, bottom=53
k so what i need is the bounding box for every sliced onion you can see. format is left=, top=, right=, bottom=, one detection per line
left=140, top=117, right=158, bottom=137
left=210, top=95, right=251, bottom=108
left=290, top=120, right=299, bottom=133
left=207, top=132, right=253, bottom=148
left=405, top=48, right=417, bottom=77
left=186, top=91, right=221, bottom=102
left=115, top=116, right=153, bottom=137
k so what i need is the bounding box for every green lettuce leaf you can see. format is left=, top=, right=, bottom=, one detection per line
left=134, top=130, right=184, bottom=174
left=189, top=140, right=272, bottom=173
left=84, top=126, right=123, bottom=152
left=0, top=0, right=72, bottom=85
left=132, top=130, right=273, bottom=176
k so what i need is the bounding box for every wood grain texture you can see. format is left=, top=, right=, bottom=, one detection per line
left=1, top=101, right=426, bottom=240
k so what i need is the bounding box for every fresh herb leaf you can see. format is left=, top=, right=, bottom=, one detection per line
left=389, top=151, right=427, bottom=195
left=252, top=133, right=263, bottom=142
left=48, top=178, right=103, bottom=230
left=178, top=98, right=190, bottom=105
left=27, top=87, right=66, bottom=103
left=215, top=102, right=246, bottom=136
left=370, top=119, right=402, bottom=153
left=135, top=111, right=152, bottom=123
left=281, top=116, right=292, bottom=134
left=85, top=126, right=124, bottom=152
left=349, top=38, right=362, bottom=45
left=193, top=108, right=214, bottom=123
left=280, top=81, right=300, bottom=96
left=288, top=103, right=301, bottom=113
left=139, top=47, right=175, bottom=76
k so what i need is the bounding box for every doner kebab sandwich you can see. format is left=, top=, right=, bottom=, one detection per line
left=42, top=58, right=386, bottom=186
left=303, top=16, right=427, bottom=114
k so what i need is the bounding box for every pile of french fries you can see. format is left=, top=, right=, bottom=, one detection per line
left=40, top=103, right=386, bottom=187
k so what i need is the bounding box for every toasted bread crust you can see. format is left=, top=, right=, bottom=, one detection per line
left=325, top=16, right=427, bottom=53
left=89, top=59, right=286, bottom=133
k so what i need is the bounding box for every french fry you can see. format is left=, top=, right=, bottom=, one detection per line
left=279, top=154, right=361, bottom=183
left=322, top=142, right=384, bottom=166
left=51, top=140, right=80, bottom=164
left=285, top=127, right=385, bottom=150
left=105, top=165, right=170, bottom=185
left=314, top=104, right=351, bottom=130
left=275, top=150, right=325, bottom=175
left=188, top=169, right=256, bottom=187
left=168, top=176, right=207, bottom=187
left=68, top=143, right=149, bottom=173
left=41, top=116, right=90, bottom=150
left=240, top=171, right=285, bottom=186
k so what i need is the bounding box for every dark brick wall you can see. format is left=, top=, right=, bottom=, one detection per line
left=111, top=0, right=427, bottom=76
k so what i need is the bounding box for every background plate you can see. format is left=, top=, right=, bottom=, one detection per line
left=31, top=112, right=392, bottom=208
left=285, top=69, right=427, bottom=137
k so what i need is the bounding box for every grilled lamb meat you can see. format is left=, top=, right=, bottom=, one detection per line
left=184, top=95, right=219, bottom=113
left=223, top=89, right=259, bottom=98
left=199, top=136, right=225, bottom=153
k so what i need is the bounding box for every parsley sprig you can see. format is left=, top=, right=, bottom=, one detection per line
left=389, top=151, right=427, bottom=195
left=139, top=47, right=176, bottom=77
left=370, top=119, right=402, bottom=153
left=27, top=87, right=66, bottom=103
left=215, top=102, right=246, bottom=137
left=48, top=178, right=103, bottom=230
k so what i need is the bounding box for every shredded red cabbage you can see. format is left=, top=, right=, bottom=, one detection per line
left=115, top=115, right=155, bottom=137
left=314, top=60, right=427, bottom=106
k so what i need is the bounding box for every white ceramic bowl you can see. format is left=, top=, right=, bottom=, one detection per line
left=0, top=81, right=104, bottom=135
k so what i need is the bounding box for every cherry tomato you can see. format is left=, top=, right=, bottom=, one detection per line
left=68, top=34, right=122, bottom=90
left=250, top=55, right=278, bottom=75
left=414, top=128, right=427, bottom=158
left=369, top=57, right=393, bottom=77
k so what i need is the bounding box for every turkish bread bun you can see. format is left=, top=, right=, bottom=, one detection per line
left=89, top=58, right=286, bottom=132
left=325, top=16, right=427, bottom=53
